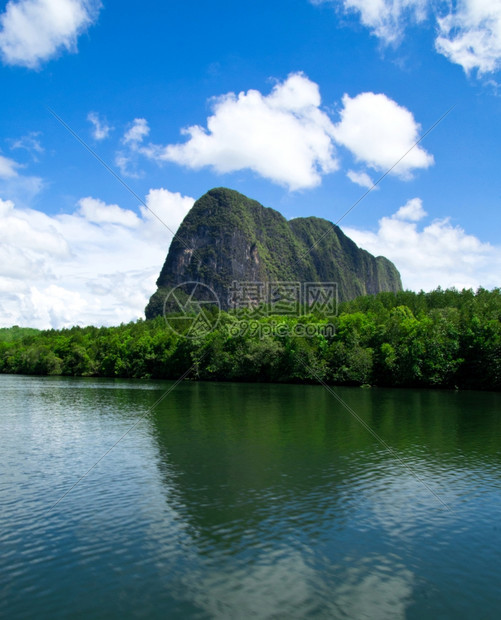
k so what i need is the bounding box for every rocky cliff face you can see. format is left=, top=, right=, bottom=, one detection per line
left=145, top=188, right=402, bottom=317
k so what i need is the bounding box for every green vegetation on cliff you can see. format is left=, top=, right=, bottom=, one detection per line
left=146, top=188, right=402, bottom=318
left=2, top=288, right=500, bottom=390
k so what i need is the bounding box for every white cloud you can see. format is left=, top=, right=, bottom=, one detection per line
left=78, top=196, right=141, bottom=227
left=436, top=0, right=501, bottom=75
left=145, top=73, right=339, bottom=191
left=87, top=112, right=111, bottom=141
left=344, top=198, right=501, bottom=290
left=139, top=188, right=196, bottom=240
left=114, top=152, right=139, bottom=178
left=0, top=151, right=44, bottom=207
left=129, top=77, right=432, bottom=190
left=314, top=0, right=501, bottom=75
left=0, top=198, right=14, bottom=216
left=10, top=131, right=44, bottom=157
left=318, top=0, right=427, bottom=43
left=333, top=92, right=434, bottom=178
left=123, top=118, right=150, bottom=145
left=0, top=174, right=44, bottom=209
left=0, top=189, right=194, bottom=329
left=346, top=169, right=376, bottom=188
left=0, top=154, right=20, bottom=178
left=0, top=0, right=101, bottom=69
left=393, top=196, right=427, bottom=220
left=115, top=118, right=151, bottom=177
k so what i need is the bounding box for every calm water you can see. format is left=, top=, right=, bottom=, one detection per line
left=1, top=375, right=501, bottom=619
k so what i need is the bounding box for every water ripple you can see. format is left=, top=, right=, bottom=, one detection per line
left=1, top=376, right=501, bottom=618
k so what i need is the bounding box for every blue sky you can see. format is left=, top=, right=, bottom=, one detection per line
left=0, top=0, right=500, bottom=328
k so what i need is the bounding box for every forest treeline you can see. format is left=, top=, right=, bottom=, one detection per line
left=1, top=288, right=500, bottom=390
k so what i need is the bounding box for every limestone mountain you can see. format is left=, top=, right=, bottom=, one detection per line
left=145, top=188, right=402, bottom=317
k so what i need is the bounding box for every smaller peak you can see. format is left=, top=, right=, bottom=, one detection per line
left=196, top=187, right=266, bottom=216
left=207, top=187, right=235, bottom=194
left=206, top=187, right=244, bottom=200
left=194, top=187, right=250, bottom=211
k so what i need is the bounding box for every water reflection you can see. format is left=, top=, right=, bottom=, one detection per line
left=150, top=383, right=357, bottom=540
left=149, top=382, right=501, bottom=533
left=141, top=382, right=501, bottom=617
left=1, top=376, right=501, bottom=618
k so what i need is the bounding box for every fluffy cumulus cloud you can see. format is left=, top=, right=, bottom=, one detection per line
left=123, top=118, right=150, bottom=145
left=0, top=189, right=194, bottom=328
left=87, top=112, right=111, bottom=141
left=313, top=0, right=428, bottom=43
left=333, top=92, right=433, bottom=178
left=137, top=77, right=433, bottom=189
left=145, top=73, right=339, bottom=191
left=436, top=0, right=501, bottom=75
left=78, top=196, right=140, bottom=227
left=0, top=0, right=101, bottom=68
left=344, top=197, right=501, bottom=291
left=346, top=169, right=376, bottom=188
left=393, top=196, right=427, bottom=220
left=313, top=0, right=501, bottom=75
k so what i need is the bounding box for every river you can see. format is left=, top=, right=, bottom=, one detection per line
left=1, top=375, right=500, bottom=618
